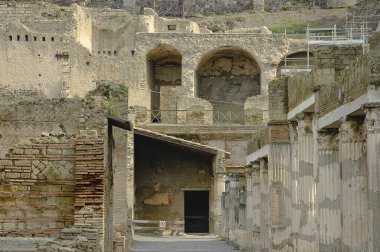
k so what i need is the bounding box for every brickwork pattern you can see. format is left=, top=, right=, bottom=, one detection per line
left=74, top=139, right=105, bottom=240
left=0, top=143, right=76, bottom=237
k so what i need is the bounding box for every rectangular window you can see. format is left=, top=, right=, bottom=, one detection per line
left=168, top=25, right=177, bottom=31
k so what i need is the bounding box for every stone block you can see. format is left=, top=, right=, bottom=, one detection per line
left=3, top=222, right=17, bottom=230
left=47, top=148, right=62, bottom=155
left=14, top=160, right=31, bottom=166
left=25, top=149, right=40, bottom=155
left=62, top=149, right=75, bottom=155
left=62, top=185, right=75, bottom=192
left=61, top=210, right=73, bottom=217
left=12, top=148, right=24, bottom=155
left=0, top=185, right=12, bottom=192
left=20, top=173, right=31, bottom=179
left=0, top=160, right=12, bottom=166
left=43, top=210, right=60, bottom=217
left=7, top=209, right=25, bottom=218
left=6, top=173, right=21, bottom=178
left=31, top=185, right=48, bottom=192
left=26, top=222, right=42, bottom=229
left=55, top=197, right=74, bottom=204
left=47, top=185, right=63, bottom=192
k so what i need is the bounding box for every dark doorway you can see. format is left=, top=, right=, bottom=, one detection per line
left=184, top=191, right=209, bottom=233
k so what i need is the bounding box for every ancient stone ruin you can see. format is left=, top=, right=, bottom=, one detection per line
left=0, top=0, right=380, bottom=251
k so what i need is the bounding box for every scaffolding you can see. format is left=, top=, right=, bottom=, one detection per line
left=305, top=14, right=380, bottom=69
left=278, top=57, right=313, bottom=77
left=280, top=15, right=380, bottom=76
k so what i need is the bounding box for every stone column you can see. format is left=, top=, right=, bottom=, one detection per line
left=113, top=128, right=128, bottom=237
left=226, top=173, right=239, bottom=248
left=364, top=103, right=380, bottom=252
left=125, top=131, right=134, bottom=247
left=260, top=158, right=270, bottom=252
left=289, top=122, right=300, bottom=248
left=339, top=119, right=368, bottom=251
left=245, top=165, right=254, bottom=248
left=295, top=113, right=318, bottom=251
left=212, top=151, right=226, bottom=236
left=250, top=162, right=261, bottom=251
left=317, top=131, right=341, bottom=251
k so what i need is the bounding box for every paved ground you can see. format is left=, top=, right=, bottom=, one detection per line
left=130, top=234, right=237, bottom=252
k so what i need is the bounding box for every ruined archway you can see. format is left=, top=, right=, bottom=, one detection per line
left=147, top=45, right=182, bottom=122
left=276, top=51, right=314, bottom=77
left=196, top=47, right=261, bottom=123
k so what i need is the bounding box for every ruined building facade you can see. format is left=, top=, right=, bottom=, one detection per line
left=0, top=1, right=379, bottom=252
left=232, top=35, right=380, bottom=251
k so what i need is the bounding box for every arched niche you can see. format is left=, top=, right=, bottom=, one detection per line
left=196, top=47, right=261, bottom=122
left=146, top=45, right=182, bottom=121
left=276, top=51, right=314, bottom=77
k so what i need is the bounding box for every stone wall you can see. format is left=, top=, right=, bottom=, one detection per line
left=236, top=33, right=380, bottom=252
left=0, top=139, right=76, bottom=237
left=134, top=134, right=212, bottom=221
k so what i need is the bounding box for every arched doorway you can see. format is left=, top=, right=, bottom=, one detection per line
left=196, top=47, right=260, bottom=124
left=276, top=51, right=314, bottom=77
left=147, top=45, right=182, bottom=122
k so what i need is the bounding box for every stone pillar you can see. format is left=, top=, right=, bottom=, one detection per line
left=364, top=103, right=380, bottom=252
left=245, top=164, right=254, bottom=251
left=289, top=122, right=300, bottom=248
left=260, top=158, right=270, bottom=252
left=212, top=151, right=226, bottom=236
left=339, top=119, right=368, bottom=251
left=260, top=65, right=277, bottom=96
left=113, top=129, right=128, bottom=234
left=250, top=162, right=261, bottom=251
left=295, top=113, right=318, bottom=251
left=181, top=54, right=197, bottom=97
left=125, top=131, right=134, bottom=247
left=227, top=173, right=239, bottom=248
left=317, top=131, right=341, bottom=251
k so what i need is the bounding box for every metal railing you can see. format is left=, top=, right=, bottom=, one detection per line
left=148, top=109, right=247, bottom=124
left=307, top=25, right=368, bottom=43
left=213, top=110, right=244, bottom=124
left=278, top=57, right=314, bottom=76
left=306, top=24, right=370, bottom=54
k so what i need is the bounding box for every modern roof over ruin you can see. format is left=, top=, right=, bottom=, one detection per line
left=134, top=127, right=230, bottom=156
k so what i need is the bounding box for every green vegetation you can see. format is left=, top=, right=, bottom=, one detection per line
left=89, top=81, right=128, bottom=116
left=269, top=20, right=321, bottom=34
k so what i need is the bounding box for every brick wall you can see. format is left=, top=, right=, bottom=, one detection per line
left=268, top=77, right=288, bottom=122
left=269, top=124, right=289, bottom=142
left=0, top=142, right=76, bottom=237
left=74, top=139, right=105, bottom=240
left=0, top=136, right=107, bottom=240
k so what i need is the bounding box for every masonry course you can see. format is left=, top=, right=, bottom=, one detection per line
left=0, top=1, right=379, bottom=252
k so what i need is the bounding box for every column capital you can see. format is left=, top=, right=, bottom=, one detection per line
left=215, top=172, right=227, bottom=182
left=363, top=102, right=380, bottom=133
left=245, top=161, right=260, bottom=177
left=318, top=130, right=338, bottom=149
left=338, top=119, right=364, bottom=142
left=295, top=113, right=313, bottom=137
